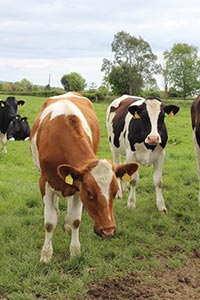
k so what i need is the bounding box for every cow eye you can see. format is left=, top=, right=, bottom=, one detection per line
left=87, top=190, right=94, bottom=200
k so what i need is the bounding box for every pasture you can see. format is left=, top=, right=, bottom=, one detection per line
left=0, top=94, right=200, bottom=299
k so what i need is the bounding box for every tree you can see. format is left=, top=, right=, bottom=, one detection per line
left=60, top=72, right=86, bottom=91
left=163, top=43, right=200, bottom=98
left=102, top=31, right=160, bottom=95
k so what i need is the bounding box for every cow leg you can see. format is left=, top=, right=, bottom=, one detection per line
left=153, top=153, right=167, bottom=213
left=110, top=148, right=123, bottom=198
left=64, top=193, right=83, bottom=257
left=193, top=132, right=200, bottom=204
left=40, top=182, right=59, bottom=263
left=0, top=133, right=7, bottom=153
left=127, top=171, right=139, bottom=208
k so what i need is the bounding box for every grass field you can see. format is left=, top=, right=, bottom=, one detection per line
left=0, top=94, right=200, bottom=299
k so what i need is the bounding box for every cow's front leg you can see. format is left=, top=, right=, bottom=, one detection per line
left=64, top=194, right=83, bottom=257
left=40, top=182, right=59, bottom=263
left=153, top=153, right=167, bottom=213
left=1, top=133, right=7, bottom=153
left=127, top=171, right=139, bottom=208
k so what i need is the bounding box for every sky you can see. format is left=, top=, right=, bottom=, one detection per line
left=1, top=0, right=200, bottom=89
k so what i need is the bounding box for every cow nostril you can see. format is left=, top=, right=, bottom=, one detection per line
left=101, top=227, right=116, bottom=237
left=147, top=135, right=159, bottom=144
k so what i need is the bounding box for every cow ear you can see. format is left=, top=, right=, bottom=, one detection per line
left=17, top=100, right=25, bottom=106
left=164, top=105, right=180, bottom=117
left=0, top=100, right=6, bottom=107
left=57, top=164, right=83, bottom=186
left=21, top=117, right=27, bottom=122
left=115, top=163, right=139, bottom=182
left=128, top=105, right=141, bottom=119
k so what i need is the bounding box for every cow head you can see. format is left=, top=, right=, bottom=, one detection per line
left=0, top=97, right=25, bottom=119
left=11, top=114, right=22, bottom=132
left=128, top=97, right=179, bottom=146
left=57, top=159, right=138, bottom=237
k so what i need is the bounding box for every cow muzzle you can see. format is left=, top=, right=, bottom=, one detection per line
left=94, top=225, right=116, bottom=237
left=146, top=134, right=161, bottom=145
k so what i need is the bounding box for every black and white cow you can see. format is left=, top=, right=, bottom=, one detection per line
left=0, top=96, right=25, bottom=152
left=7, top=114, right=30, bottom=141
left=191, top=95, right=200, bottom=203
left=106, top=95, right=180, bottom=213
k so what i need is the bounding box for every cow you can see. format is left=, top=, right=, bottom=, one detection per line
left=0, top=96, right=25, bottom=152
left=106, top=95, right=180, bottom=213
left=191, top=95, right=200, bottom=203
left=7, top=114, right=30, bottom=141
left=30, top=92, right=138, bottom=263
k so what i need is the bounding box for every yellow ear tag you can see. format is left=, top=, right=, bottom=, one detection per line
left=65, top=174, right=73, bottom=185
left=133, top=112, right=140, bottom=119
left=0, top=102, right=5, bottom=107
left=122, top=173, right=131, bottom=182
left=169, top=111, right=174, bottom=118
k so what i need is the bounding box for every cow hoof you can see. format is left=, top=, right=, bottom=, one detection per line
left=40, top=249, right=53, bottom=263
left=70, top=245, right=81, bottom=257
left=116, top=191, right=123, bottom=198
left=158, top=207, right=168, bottom=215
left=127, top=202, right=136, bottom=209
left=64, top=223, right=71, bottom=233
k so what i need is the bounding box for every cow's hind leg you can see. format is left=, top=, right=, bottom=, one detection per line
left=110, top=148, right=123, bottom=198
left=193, top=132, right=200, bottom=204
left=64, top=194, right=83, bottom=257
left=40, top=182, right=59, bottom=263
left=153, top=153, right=167, bottom=213
left=127, top=171, right=139, bottom=208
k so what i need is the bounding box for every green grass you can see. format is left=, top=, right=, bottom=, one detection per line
left=0, top=95, right=200, bottom=299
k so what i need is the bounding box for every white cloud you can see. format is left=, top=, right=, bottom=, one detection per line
left=1, top=0, right=200, bottom=88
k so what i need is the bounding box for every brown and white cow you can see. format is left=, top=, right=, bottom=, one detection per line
left=191, top=95, right=200, bottom=203
left=106, top=95, right=179, bottom=213
left=30, top=92, right=138, bottom=263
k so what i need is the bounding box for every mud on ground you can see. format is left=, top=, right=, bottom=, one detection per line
left=86, top=251, right=200, bottom=300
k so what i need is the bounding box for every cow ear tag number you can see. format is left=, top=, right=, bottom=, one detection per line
left=65, top=174, right=73, bottom=185
left=169, top=111, right=174, bottom=118
left=133, top=112, right=140, bottom=119
left=122, top=173, right=131, bottom=182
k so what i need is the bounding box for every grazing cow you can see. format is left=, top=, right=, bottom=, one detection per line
left=191, top=95, right=200, bottom=203
left=7, top=114, right=30, bottom=141
left=0, top=96, right=25, bottom=152
left=30, top=92, right=138, bottom=263
left=106, top=95, right=180, bottom=213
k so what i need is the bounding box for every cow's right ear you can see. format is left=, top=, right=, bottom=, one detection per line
left=57, top=164, right=83, bottom=187
left=115, top=163, right=139, bottom=182
left=0, top=100, right=6, bottom=107
left=17, top=100, right=25, bottom=106
left=128, top=105, right=142, bottom=119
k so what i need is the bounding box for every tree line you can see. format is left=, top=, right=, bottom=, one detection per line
left=1, top=31, right=200, bottom=100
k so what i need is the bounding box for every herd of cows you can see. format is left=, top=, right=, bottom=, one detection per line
left=1, top=92, right=200, bottom=263
left=0, top=96, right=30, bottom=152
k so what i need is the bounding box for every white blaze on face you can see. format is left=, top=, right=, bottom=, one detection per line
left=146, top=99, right=162, bottom=141
left=90, top=160, right=113, bottom=203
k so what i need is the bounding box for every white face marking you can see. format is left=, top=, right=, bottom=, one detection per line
left=39, top=99, right=92, bottom=140
left=90, top=160, right=113, bottom=203
left=146, top=99, right=161, bottom=138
